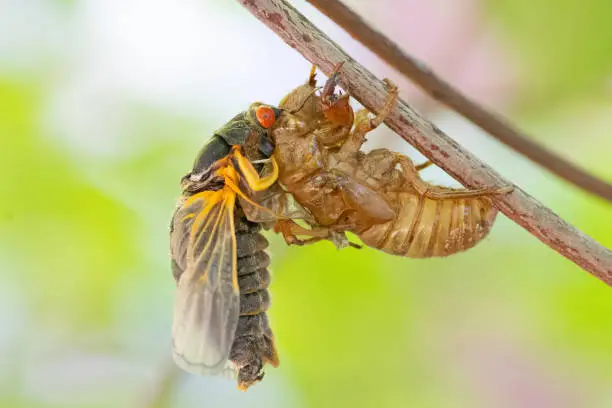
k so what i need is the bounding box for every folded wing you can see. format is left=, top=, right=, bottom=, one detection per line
left=170, top=188, right=240, bottom=375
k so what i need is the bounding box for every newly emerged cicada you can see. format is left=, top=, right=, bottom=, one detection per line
left=169, top=102, right=287, bottom=391
left=268, top=64, right=512, bottom=257
left=168, top=65, right=512, bottom=391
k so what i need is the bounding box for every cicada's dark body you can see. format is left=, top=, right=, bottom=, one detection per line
left=229, top=209, right=278, bottom=386
left=169, top=103, right=282, bottom=391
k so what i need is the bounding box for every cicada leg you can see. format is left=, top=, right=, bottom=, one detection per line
left=239, top=181, right=317, bottom=226
left=233, top=146, right=279, bottom=192
left=339, top=79, right=399, bottom=156
left=393, top=153, right=513, bottom=199
left=274, top=219, right=362, bottom=250
left=415, top=160, right=433, bottom=172
left=320, top=62, right=344, bottom=104
left=307, top=64, right=317, bottom=87
left=274, top=219, right=333, bottom=246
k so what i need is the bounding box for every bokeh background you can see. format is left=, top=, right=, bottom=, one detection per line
left=1, top=0, right=612, bottom=407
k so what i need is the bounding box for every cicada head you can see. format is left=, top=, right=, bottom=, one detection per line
left=241, top=103, right=281, bottom=163
left=189, top=103, right=281, bottom=176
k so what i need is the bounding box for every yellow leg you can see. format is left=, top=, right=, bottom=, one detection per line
left=233, top=146, right=279, bottom=192
left=415, top=160, right=433, bottom=171
left=308, top=65, right=317, bottom=87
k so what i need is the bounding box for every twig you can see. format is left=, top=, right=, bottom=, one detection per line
left=306, top=0, right=612, bottom=203
left=238, top=0, right=612, bottom=285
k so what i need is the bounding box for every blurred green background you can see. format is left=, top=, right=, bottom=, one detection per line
left=1, top=1, right=612, bottom=407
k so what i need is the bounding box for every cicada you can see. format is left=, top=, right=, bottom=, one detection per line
left=169, top=102, right=286, bottom=391
left=269, top=64, right=513, bottom=257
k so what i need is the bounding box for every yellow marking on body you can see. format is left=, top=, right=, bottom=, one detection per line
left=189, top=190, right=224, bottom=240
left=258, top=157, right=279, bottom=190
left=216, top=160, right=279, bottom=219
left=181, top=213, right=195, bottom=221
left=195, top=193, right=228, bottom=284
left=182, top=189, right=228, bottom=285
left=227, top=193, right=239, bottom=293
left=184, top=190, right=213, bottom=207
left=181, top=148, right=283, bottom=289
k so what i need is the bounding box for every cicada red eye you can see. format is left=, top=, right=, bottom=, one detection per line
left=256, top=106, right=275, bottom=129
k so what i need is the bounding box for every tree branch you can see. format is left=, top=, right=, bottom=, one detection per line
left=238, top=0, right=612, bottom=286
left=306, top=0, right=612, bottom=203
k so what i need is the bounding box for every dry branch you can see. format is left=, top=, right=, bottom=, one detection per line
left=306, top=0, right=612, bottom=203
left=239, top=0, right=612, bottom=286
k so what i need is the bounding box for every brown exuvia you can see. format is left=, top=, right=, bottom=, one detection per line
left=262, top=64, right=512, bottom=257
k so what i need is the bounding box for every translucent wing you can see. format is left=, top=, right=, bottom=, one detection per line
left=170, top=187, right=240, bottom=375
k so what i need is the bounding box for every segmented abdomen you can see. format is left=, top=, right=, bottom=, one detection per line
left=230, top=208, right=279, bottom=390
left=358, top=190, right=498, bottom=258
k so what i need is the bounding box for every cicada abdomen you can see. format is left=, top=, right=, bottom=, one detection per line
left=230, top=207, right=279, bottom=390
left=357, top=186, right=500, bottom=258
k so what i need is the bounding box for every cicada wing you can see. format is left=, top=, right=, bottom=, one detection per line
left=170, top=188, right=240, bottom=376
